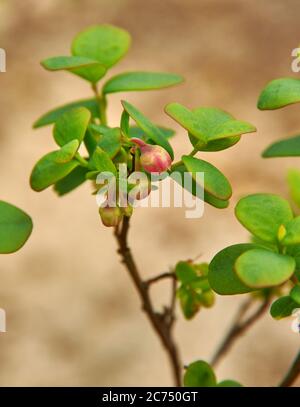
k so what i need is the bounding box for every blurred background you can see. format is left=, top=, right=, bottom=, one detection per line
left=0, top=0, right=299, bottom=386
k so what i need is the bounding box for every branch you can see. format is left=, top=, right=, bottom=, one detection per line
left=144, top=271, right=175, bottom=287
left=279, top=350, right=300, bottom=387
left=114, top=216, right=182, bottom=386
left=211, top=296, right=271, bottom=367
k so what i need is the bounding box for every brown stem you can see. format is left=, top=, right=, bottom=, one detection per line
left=114, top=216, right=182, bottom=386
left=211, top=297, right=271, bottom=367
left=144, top=272, right=175, bottom=286
left=279, top=350, right=300, bottom=387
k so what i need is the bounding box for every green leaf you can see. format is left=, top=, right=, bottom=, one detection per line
left=270, top=296, right=299, bottom=319
left=235, top=249, right=295, bottom=288
left=208, top=244, right=257, bottom=295
left=0, top=201, right=33, bottom=254
left=71, top=24, right=131, bottom=68
left=182, top=155, right=232, bottom=201
left=30, top=151, right=79, bottom=192
left=258, top=78, right=300, bottom=110
left=217, top=380, right=243, bottom=387
left=263, top=135, right=300, bottom=158
left=53, top=107, right=91, bottom=147
left=177, top=285, right=201, bottom=319
left=281, top=217, right=300, bottom=246
left=287, top=169, right=300, bottom=208
left=235, top=194, right=293, bottom=243
left=54, top=166, right=88, bottom=196
left=189, top=133, right=241, bottom=152
left=33, top=98, right=100, bottom=129
left=103, top=71, right=183, bottom=94
left=184, top=361, right=217, bottom=387
left=55, top=140, right=80, bottom=163
left=165, top=103, right=255, bottom=145
left=122, top=100, right=174, bottom=159
left=41, top=55, right=106, bottom=83
left=120, top=110, right=130, bottom=137
left=90, top=125, right=121, bottom=158
left=89, top=147, right=117, bottom=174
left=175, top=261, right=197, bottom=284
left=290, top=285, right=300, bottom=305
left=129, top=126, right=175, bottom=140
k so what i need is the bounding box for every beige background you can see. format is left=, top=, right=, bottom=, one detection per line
left=0, top=0, right=299, bottom=386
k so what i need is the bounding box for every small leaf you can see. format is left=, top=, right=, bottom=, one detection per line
left=208, top=244, right=257, bottom=295
left=55, top=139, right=80, bottom=163
left=287, top=169, right=300, bottom=208
left=71, top=24, right=131, bottom=68
left=217, top=380, right=243, bottom=387
left=258, top=78, right=300, bottom=110
left=120, top=110, right=130, bottom=137
left=184, top=361, right=217, bottom=387
left=41, top=55, right=106, bottom=83
left=175, top=261, right=197, bottom=284
left=165, top=103, right=255, bottom=145
left=122, top=100, right=174, bottom=159
left=270, top=296, right=299, bottom=319
left=263, top=135, right=300, bottom=158
left=129, top=126, right=175, bottom=140
left=89, top=147, right=117, bottom=174
left=290, top=285, right=300, bottom=305
left=53, top=107, right=91, bottom=147
left=235, top=249, right=295, bottom=288
left=90, top=125, right=121, bottom=158
left=103, top=71, right=183, bottom=94
left=33, top=98, right=100, bottom=129
left=235, top=194, right=293, bottom=243
left=189, top=133, right=241, bottom=152
left=54, top=166, right=88, bottom=196
left=281, top=216, right=300, bottom=246
left=30, top=151, right=79, bottom=192
left=0, top=201, right=33, bottom=254
left=182, top=155, right=232, bottom=201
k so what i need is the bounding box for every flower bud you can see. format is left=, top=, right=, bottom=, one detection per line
left=131, top=138, right=172, bottom=173
left=99, top=206, right=123, bottom=227
left=122, top=205, right=133, bottom=217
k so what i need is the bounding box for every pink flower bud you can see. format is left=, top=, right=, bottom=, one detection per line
left=131, top=138, right=172, bottom=173
left=99, top=206, right=123, bottom=227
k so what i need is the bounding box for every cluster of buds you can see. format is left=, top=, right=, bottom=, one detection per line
left=99, top=204, right=133, bottom=227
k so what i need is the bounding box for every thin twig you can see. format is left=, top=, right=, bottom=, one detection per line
left=144, top=272, right=175, bottom=287
left=279, top=350, right=300, bottom=387
left=114, top=216, right=182, bottom=386
left=211, top=296, right=271, bottom=367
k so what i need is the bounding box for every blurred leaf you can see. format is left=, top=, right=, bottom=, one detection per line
left=89, top=147, right=117, bottom=174
left=263, top=135, right=300, bottom=158
left=281, top=216, right=300, bottom=245
left=235, top=249, right=295, bottom=288
left=41, top=55, right=106, bottom=83
left=55, top=139, right=80, bottom=163
left=71, top=24, right=131, bottom=68
left=290, top=285, right=300, bottom=305
left=258, top=78, right=300, bottom=110
left=184, top=361, right=217, bottom=387
left=103, top=71, right=183, bottom=93
left=189, top=133, right=241, bottom=152
left=122, top=100, right=174, bottom=159
left=53, top=107, right=91, bottom=147
left=208, top=244, right=257, bottom=295
left=129, top=125, right=175, bottom=140
left=54, top=166, right=88, bottom=196
left=120, top=110, right=130, bottom=137
left=287, top=169, right=300, bottom=208
left=30, top=151, right=79, bottom=192
left=165, top=103, right=255, bottom=146
left=270, top=296, right=299, bottom=319
left=235, top=194, right=293, bottom=243
left=182, top=155, right=232, bottom=201
left=0, top=201, right=33, bottom=254
left=217, top=380, right=243, bottom=387
left=175, top=261, right=197, bottom=284
left=33, top=98, right=100, bottom=129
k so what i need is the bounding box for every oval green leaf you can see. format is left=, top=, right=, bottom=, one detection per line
left=270, top=296, right=299, bottom=319
left=89, top=147, right=117, bottom=175
left=103, top=71, right=183, bottom=94
left=235, top=249, right=295, bottom=288
left=53, top=107, right=91, bottom=147
left=290, top=285, right=300, bottom=305
left=235, top=194, right=293, bottom=243
left=54, top=166, right=88, bottom=196
left=287, top=169, right=300, bottom=208
left=184, top=361, right=217, bottom=387
left=0, top=201, right=33, bottom=254
left=258, top=78, right=300, bottom=110
left=208, top=244, right=257, bottom=295
left=281, top=216, right=300, bottom=246
left=122, top=100, right=174, bottom=159
left=71, top=24, right=131, bottom=68
left=263, top=135, right=300, bottom=158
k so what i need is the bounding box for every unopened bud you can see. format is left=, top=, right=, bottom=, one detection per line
left=131, top=138, right=172, bottom=173
left=122, top=205, right=133, bottom=217
left=99, top=206, right=123, bottom=227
